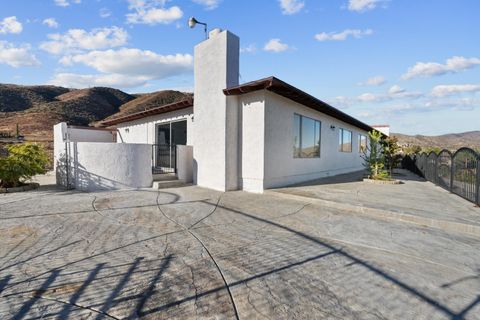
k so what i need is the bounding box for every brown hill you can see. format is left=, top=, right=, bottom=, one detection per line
left=393, top=131, right=480, bottom=151
left=102, top=90, right=192, bottom=123
left=0, top=84, right=69, bottom=112
left=0, top=86, right=135, bottom=140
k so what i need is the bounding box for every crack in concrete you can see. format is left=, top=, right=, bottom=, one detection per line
left=188, top=264, right=200, bottom=318
left=188, top=196, right=222, bottom=230
left=245, top=281, right=272, bottom=320
left=156, top=191, right=239, bottom=320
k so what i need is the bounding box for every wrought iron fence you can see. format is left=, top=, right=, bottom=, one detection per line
left=403, top=148, right=480, bottom=206
left=152, top=144, right=177, bottom=174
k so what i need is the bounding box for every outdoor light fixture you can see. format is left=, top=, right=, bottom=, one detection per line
left=188, top=17, right=208, bottom=39
left=330, top=125, right=336, bottom=130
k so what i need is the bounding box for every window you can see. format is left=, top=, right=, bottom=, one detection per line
left=358, top=134, right=367, bottom=152
left=339, top=128, right=352, bottom=152
left=293, top=114, right=321, bottom=158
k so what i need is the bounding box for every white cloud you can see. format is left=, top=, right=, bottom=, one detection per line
left=42, top=18, right=59, bottom=28
left=126, top=0, right=183, bottom=25
left=54, top=0, right=81, bottom=7
left=401, top=56, right=480, bottom=80
left=357, top=92, right=384, bottom=103
left=240, top=44, right=257, bottom=54
left=431, top=84, right=480, bottom=97
left=279, top=0, right=305, bottom=15
left=347, top=0, right=382, bottom=12
left=59, top=48, right=192, bottom=78
left=192, top=0, right=221, bottom=10
left=358, top=75, right=386, bottom=86
left=48, top=73, right=150, bottom=88
left=388, top=84, right=404, bottom=94
left=330, top=96, right=351, bottom=109
left=315, top=29, right=373, bottom=41
left=99, top=8, right=112, bottom=18
left=0, top=41, right=40, bottom=67
left=0, top=16, right=23, bottom=34
left=264, top=38, right=289, bottom=53
left=40, top=27, right=128, bottom=55
left=357, top=86, right=422, bottom=103
left=49, top=48, right=192, bottom=89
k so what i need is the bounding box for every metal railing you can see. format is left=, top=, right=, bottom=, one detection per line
left=403, top=148, right=480, bottom=206
left=152, top=144, right=177, bottom=174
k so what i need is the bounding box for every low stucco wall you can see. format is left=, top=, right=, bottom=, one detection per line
left=177, top=145, right=193, bottom=183
left=57, top=142, right=152, bottom=191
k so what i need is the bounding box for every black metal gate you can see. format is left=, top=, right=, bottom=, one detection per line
left=152, top=144, right=176, bottom=174
left=404, top=147, right=480, bottom=206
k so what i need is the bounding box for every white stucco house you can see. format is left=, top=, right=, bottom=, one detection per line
left=54, top=29, right=374, bottom=193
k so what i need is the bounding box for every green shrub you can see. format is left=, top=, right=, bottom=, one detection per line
left=361, top=130, right=389, bottom=180
left=0, top=144, right=49, bottom=188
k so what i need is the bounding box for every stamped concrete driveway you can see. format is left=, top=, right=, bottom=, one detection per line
left=0, top=177, right=479, bottom=319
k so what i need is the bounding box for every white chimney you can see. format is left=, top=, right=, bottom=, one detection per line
left=193, top=30, right=240, bottom=191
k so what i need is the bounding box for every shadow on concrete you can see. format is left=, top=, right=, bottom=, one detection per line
left=3, top=190, right=478, bottom=319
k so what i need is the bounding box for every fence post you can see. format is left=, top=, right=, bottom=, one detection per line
left=450, top=156, right=454, bottom=191
left=476, top=156, right=480, bottom=205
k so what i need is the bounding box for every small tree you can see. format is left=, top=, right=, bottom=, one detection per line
left=403, top=144, right=422, bottom=155
left=361, top=130, right=388, bottom=180
left=382, top=136, right=401, bottom=177
left=0, top=144, right=49, bottom=188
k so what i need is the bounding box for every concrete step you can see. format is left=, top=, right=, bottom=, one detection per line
left=153, top=180, right=186, bottom=189
left=153, top=173, right=178, bottom=181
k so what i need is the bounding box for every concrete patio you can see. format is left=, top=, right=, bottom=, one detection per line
left=0, top=172, right=479, bottom=319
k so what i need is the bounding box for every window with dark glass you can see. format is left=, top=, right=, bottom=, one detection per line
left=339, top=128, right=352, bottom=152
left=293, top=114, right=321, bottom=158
left=358, top=134, right=367, bottom=152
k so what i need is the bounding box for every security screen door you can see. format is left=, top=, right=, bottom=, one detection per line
left=154, top=120, right=187, bottom=172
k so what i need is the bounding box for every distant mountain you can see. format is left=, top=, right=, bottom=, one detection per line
left=0, top=84, right=69, bottom=112
left=0, top=82, right=193, bottom=148
left=0, top=84, right=137, bottom=140
left=392, top=131, right=480, bottom=151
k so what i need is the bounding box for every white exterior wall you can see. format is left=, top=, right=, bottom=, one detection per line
left=115, top=107, right=194, bottom=145
left=238, top=91, right=369, bottom=192
left=53, top=123, right=116, bottom=182
left=193, top=30, right=240, bottom=191
left=373, top=125, right=390, bottom=137
left=53, top=123, right=152, bottom=191
left=67, top=142, right=152, bottom=191
left=239, top=91, right=266, bottom=192
left=68, top=128, right=116, bottom=142
left=263, top=92, right=368, bottom=188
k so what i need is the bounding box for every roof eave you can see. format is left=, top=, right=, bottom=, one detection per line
left=100, top=98, right=194, bottom=127
left=224, top=77, right=375, bottom=133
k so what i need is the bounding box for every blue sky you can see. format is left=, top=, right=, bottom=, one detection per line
left=0, top=0, right=479, bottom=135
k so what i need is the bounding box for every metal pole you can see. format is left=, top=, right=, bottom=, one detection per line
left=450, top=154, right=454, bottom=191
left=65, top=141, right=69, bottom=189
left=476, top=154, right=480, bottom=205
